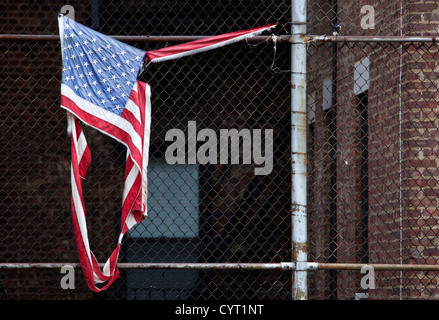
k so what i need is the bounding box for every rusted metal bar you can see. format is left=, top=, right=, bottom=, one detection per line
left=0, top=262, right=295, bottom=270
left=2, top=262, right=439, bottom=272
left=0, top=34, right=290, bottom=43
left=4, top=33, right=439, bottom=43
left=291, top=0, right=308, bottom=301
left=313, top=263, right=439, bottom=271
left=308, top=35, right=439, bottom=42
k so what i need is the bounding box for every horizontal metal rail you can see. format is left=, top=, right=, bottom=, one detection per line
left=0, top=262, right=295, bottom=270
left=2, top=262, right=439, bottom=271
left=308, top=35, right=439, bottom=43
left=314, top=263, right=439, bottom=271
left=0, top=34, right=290, bottom=43
left=3, top=34, right=439, bottom=43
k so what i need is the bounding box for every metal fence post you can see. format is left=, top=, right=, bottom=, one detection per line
left=291, top=0, right=308, bottom=300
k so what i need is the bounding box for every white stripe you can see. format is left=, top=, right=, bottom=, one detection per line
left=150, top=28, right=273, bottom=63
left=61, top=83, right=143, bottom=159
left=141, top=84, right=152, bottom=213
left=77, top=131, right=88, bottom=163
left=102, top=254, right=116, bottom=277
left=122, top=161, right=139, bottom=201
left=70, top=164, right=93, bottom=264
left=70, top=121, right=94, bottom=278
left=71, top=121, right=107, bottom=284
left=124, top=98, right=142, bottom=123
left=124, top=212, right=138, bottom=231
left=131, top=81, right=138, bottom=93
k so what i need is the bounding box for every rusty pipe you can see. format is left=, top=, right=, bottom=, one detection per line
left=0, top=262, right=295, bottom=270
left=0, top=34, right=290, bottom=43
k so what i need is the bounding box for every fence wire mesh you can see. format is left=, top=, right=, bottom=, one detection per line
left=2, top=0, right=439, bottom=301
left=0, top=0, right=291, bottom=300
left=306, top=0, right=439, bottom=300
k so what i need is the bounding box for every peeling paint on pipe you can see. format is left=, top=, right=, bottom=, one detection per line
left=291, top=0, right=308, bottom=301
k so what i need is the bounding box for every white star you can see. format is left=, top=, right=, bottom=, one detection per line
left=102, top=56, right=107, bottom=62
left=115, top=105, right=121, bottom=110
left=92, top=59, right=98, bottom=65
left=97, top=90, right=102, bottom=96
left=130, top=68, right=135, bottom=73
left=83, top=62, right=89, bottom=67
left=74, top=64, right=80, bottom=69
left=82, top=83, right=88, bottom=88
left=92, top=81, right=97, bottom=86
left=101, top=99, right=107, bottom=104
left=120, top=50, right=126, bottom=56
left=75, top=42, right=80, bottom=47
left=79, top=74, right=84, bottom=79
left=106, top=87, right=112, bottom=92
left=121, top=93, right=126, bottom=98
left=125, top=59, right=130, bottom=64
left=116, top=84, right=121, bottom=89
left=106, top=44, right=111, bottom=49
left=135, top=56, right=141, bottom=61
left=79, top=52, right=85, bottom=58
left=97, top=69, right=103, bottom=74
left=111, top=75, right=117, bottom=80
left=78, top=31, right=83, bottom=36
left=87, top=92, right=92, bottom=98
left=116, top=63, right=121, bottom=68
left=92, top=38, right=97, bottom=42
left=111, top=96, right=116, bottom=101
left=88, top=72, right=93, bottom=76
left=74, top=85, right=79, bottom=90
left=65, top=76, right=70, bottom=81
left=83, top=40, right=89, bottom=45
left=111, top=54, right=116, bottom=59
left=121, top=72, right=126, bottom=77
left=126, top=80, right=131, bottom=86
left=102, top=78, right=108, bottom=83
left=97, top=47, right=102, bottom=52
left=106, top=66, right=112, bottom=71
left=71, top=54, right=76, bottom=59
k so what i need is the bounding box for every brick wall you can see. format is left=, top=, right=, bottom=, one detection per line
left=401, top=0, right=439, bottom=299
left=307, top=0, right=439, bottom=299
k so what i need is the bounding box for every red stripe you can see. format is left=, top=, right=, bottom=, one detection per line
left=75, top=122, right=91, bottom=177
left=67, top=81, right=149, bottom=292
left=120, top=108, right=143, bottom=137
left=71, top=117, right=120, bottom=291
left=70, top=120, right=102, bottom=291
left=129, top=82, right=146, bottom=121
left=147, top=24, right=276, bottom=62
left=121, top=174, right=142, bottom=234
left=61, top=95, right=143, bottom=168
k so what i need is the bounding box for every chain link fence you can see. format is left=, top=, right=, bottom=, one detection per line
left=307, top=0, right=439, bottom=300
left=1, top=0, right=291, bottom=300
left=2, top=0, right=439, bottom=300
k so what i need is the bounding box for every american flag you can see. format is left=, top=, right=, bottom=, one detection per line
left=58, top=15, right=151, bottom=291
left=58, top=13, right=275, bottom=291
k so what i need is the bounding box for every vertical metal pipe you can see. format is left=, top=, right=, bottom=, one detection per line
left=291, top=0, right=308, bottom=300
